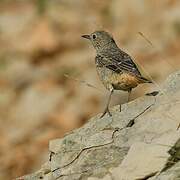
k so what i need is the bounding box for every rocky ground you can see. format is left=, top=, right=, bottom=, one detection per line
left=18, top=71, right=180, bottom=180
left=0, top=1, right=180, bottom=179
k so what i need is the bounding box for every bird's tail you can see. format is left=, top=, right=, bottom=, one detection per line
left=138, top=76, right=152, bottom=84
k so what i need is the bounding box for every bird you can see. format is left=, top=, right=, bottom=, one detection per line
left=82, top=31, right=152, bottom=118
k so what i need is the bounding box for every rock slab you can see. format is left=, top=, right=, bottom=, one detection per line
left=17, top=71, right=180, bottom=180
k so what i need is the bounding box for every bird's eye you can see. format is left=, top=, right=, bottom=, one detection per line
left=92, top=34, right=97, bottom=39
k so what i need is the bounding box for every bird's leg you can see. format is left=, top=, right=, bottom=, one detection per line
left=127, top=88, right=132, bottom=103
left=100, top=89, right=113, bottom=118
left=120, top=89, right=132, bottom=112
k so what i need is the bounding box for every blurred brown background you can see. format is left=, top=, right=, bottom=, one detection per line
left=0, top=0, right=180, bottom=179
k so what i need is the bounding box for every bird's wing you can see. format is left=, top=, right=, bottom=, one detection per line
left=96, top=50, right=141, bottom=76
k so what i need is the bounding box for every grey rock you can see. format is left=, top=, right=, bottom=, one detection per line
left=17, top=71, right=180, bottom=180
left=152, top=162, right=180, bottom=180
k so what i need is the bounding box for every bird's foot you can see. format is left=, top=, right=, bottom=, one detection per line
left=100, top=107, right=112, bottom=118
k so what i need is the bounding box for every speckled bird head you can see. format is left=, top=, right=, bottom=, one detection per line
left=82, top=31, right=117, bottom=52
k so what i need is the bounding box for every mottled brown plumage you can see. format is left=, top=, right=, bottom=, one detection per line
left=82, top=31, right=152, bottom=118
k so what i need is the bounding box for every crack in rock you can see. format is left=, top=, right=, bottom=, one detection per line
left=161, top=138, right=180, bottom=172
left=125, top=102, right=155, bottom=128
left=52, top=128, right=119, bottom=179
left=135, top=171, right=158, bottom=180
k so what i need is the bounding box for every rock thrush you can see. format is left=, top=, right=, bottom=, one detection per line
left=82, top=31, right=152, bottom=118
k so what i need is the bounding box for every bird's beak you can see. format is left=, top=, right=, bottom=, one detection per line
left=81, top=34, right=91, bottom=40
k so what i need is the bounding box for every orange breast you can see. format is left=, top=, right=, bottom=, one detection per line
left=119, top=73, right=139, bottom=85
left=110, top=73, right=140, bottom=90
